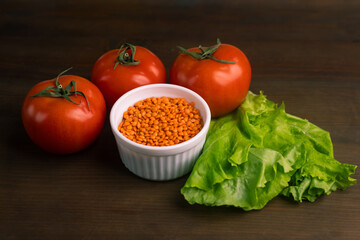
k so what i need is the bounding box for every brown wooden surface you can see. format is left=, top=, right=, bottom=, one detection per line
left=1, top=0, right=359, bottom=239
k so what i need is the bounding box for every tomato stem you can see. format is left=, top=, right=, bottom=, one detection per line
left=177, top=38, right=235, bottom=64
left=31, top=67, right=91, bottom=111
left=114, top=42, right=140, bottom=69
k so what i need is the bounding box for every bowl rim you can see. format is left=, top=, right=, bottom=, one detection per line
left=109, top=83, right=211, bottom=154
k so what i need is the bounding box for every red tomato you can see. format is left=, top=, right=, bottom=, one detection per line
left=169, top=40, right=251, bottom=117
left=22, top=71, right=106, bottom=154
left=91, top=43, right=166, bottom=108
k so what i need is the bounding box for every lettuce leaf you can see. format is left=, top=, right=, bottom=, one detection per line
left=181, top=92, right=357, bottom=210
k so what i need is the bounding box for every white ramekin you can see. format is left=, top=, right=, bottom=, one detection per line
left=109, top=84, right=211, bottom=181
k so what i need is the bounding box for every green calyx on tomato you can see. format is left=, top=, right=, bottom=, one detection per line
left=177, top=38, right=235, bottom=64
left=31, top=67, right=90, bottom=110
left=114, top=42, right=140, bottom=69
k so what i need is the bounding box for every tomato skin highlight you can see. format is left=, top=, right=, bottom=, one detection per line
left=91, top=46, right=167, bottom=108
left=169, top=43, right=251, bottom=118
left=22, top=75, right=106, bottom=154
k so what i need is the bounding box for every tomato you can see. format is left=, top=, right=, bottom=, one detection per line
left=22, top=69, right=106, bottom=154
left=169, top=39, right=251, bottom=117
left=91, top=43, right=166, bottom=108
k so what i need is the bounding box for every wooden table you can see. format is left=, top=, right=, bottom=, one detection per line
left=1, top=0, right=359, bottom=239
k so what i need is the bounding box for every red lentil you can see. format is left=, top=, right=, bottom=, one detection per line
left=118, top=97, right=203, bottom=146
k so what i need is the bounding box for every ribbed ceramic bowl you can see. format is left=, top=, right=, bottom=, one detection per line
left=109, top=84, right=211, bottom=181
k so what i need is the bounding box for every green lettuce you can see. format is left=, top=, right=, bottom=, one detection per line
left=181, top=92, right=357, bottom=210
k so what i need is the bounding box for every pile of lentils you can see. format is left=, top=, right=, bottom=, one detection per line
left=118, top=96, right=203, bottom=146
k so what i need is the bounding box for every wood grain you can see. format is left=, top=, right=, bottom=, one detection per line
left=1, top=0, right=359, bottom=239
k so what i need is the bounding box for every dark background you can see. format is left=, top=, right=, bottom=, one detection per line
left=1, top=0, right=359, bottom=239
